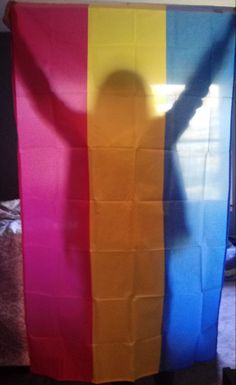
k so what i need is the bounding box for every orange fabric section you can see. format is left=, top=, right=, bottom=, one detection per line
left=87, top=6, right=166, bottom=382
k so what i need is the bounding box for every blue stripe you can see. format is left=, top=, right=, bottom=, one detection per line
left=161, top=8, right=236, bottom=370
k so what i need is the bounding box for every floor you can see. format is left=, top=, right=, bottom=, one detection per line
left=0, top=281, right=235, bottom=385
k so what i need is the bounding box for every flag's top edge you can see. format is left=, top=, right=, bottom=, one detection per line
left=6, top=0, right=236, bottom=9
left=3, top=0, right=235, bottom=31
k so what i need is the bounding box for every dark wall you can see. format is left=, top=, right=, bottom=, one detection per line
left=0, top=32, right=19, bottom=201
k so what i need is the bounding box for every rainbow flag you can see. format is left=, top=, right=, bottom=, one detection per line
left=8, top=2, right=235, bottom=382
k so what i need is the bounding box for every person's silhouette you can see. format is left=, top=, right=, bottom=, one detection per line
left=13, top=14, right=234, bottom=249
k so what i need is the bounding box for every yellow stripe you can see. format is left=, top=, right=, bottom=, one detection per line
left=87, top=6, right=166, bottom=382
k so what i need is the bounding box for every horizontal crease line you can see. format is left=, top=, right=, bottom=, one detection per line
left=93, top=295, right=164, bottom=301
left=92, top=335, right=162, bottom=347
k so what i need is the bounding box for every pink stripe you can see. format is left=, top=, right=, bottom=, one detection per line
left=10, top=3, right=92, bottom=380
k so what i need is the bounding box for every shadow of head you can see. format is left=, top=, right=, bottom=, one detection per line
left=93, top=70, right=150, bottom=132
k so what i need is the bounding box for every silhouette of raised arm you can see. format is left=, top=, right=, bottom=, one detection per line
left=11, top=28, right=85, bottom=146
left=166, top=17, right=235, bottom=149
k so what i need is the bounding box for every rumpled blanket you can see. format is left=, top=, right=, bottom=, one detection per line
left=0, top=200, right=29, bottom=365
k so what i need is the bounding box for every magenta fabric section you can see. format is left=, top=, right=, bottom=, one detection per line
left=10, top=4, right=92, bottom=381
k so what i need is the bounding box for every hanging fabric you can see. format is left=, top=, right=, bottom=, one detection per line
left=7, top=2, right=235, bottom=382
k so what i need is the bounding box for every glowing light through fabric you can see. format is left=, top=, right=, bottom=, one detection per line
left=8, top=2, right=235, bottom=382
